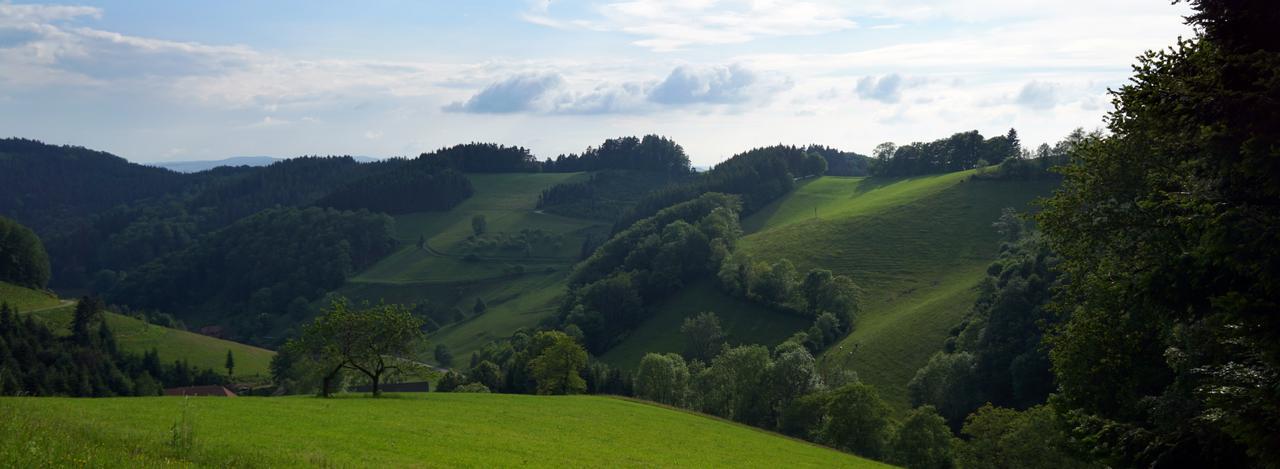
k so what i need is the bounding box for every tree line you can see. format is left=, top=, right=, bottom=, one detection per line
left=0, top=215, right=50, bottom=289
left=869, top=129, right=1021, bottom=177
left=107, top=207, right=398, bottom=345
left=612, top=145, right=827, bottom=234
left=0, top=298, right=225, bottom=397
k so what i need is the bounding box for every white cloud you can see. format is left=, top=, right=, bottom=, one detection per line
left=448, top=64, right=789, bottom=115
left=1015, top=81, right=1058, bottom=110
left=855, top=74, right=906, bottom=103
left=526, top=0, right=857, bottom=51
left=443, top=72, right=565, bottom=113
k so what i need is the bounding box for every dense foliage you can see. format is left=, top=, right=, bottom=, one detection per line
left=804, top=145, right=871, bottom=176
left=536, top=170, right=691, bottom=221
left=316, top=165, right=473, bottom=214
left=110, top=207, right=397, bottom=344
left=614, top=145, right=826, bottom=233
left=32, top=154, right=401, bottom=288
left=283, top=298, right=425, bottom=397
left=0, top=138, right=189, bottom=236
left=0, top=216, right=51, bottom=289
left=870, top=129, right=1021, bottom=177
left=543, top=135, right=692, bottom=175
left=0, top=299, right=223, bottom=397
left=1037, top=1, right=1280, bottom=465
left=560, top=193, right=743, bottom=353
left=421, top=143, right=541, bottom=173
left=907, top=219, right=1061, bottom=428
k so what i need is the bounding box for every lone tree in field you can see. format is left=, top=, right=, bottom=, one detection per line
left=286, top=297, right=425, bottom=397
left=471, top=214, right=487, bottom=236
left=225, top=350, right=235, bottom=378
left=473, top=297, right=487, bottom=316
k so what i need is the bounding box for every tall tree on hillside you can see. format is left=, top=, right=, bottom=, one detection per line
left=1038, top=1, right=1280, bottom=465
left=471, top=214, right=487, bottom=236
left=71, top=296, right=104, bottom=344
left=225, top=350, right=235, bottom=378
left=681, top=312, right=726, bottom=363
left=0, top=216, right=51, bottom=289
left=527, top=331, right=587, bottom=395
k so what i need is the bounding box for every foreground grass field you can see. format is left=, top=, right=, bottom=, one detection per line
left=0, top=394, right=890, bottom=468
left=739, top=172, right=1057, bottom=409
left=27, top=303, right=274, bottom=379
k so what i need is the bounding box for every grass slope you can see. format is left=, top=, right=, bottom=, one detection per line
left=342, top=173, right=610, bottom=363
left=28, top=304, right=274, bottom=379
left=0, top=394, right=888, bottom=468
left=0, top=281, right=60, bottom=312
left=738, top=172, right=1057, bottom=409
left=603, top=280, right=809, bottom=369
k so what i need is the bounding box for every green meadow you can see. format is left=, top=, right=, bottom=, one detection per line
left=0, top=394, right=890, bottom=468
left=739, top=172, right=1057, bottom=408
left=339, top=173, right=615, bottom=362
left=23, top=301, right=275, bottom=379
left=0, top=281, right=61, bottom=312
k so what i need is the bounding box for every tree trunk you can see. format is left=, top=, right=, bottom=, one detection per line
left=371, top=371, right=381, bottom=397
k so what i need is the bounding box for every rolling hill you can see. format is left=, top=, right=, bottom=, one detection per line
left=595, top=170, right=1055, bottom=405
left=737, top=171, right=1058, bottom=409
left=338, top=173, right=610, bottom=361
left=1, top=284, right=275, bottom=379
left=0, top=394, right=888, bottom=467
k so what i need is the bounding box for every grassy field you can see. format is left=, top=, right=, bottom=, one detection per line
left=0, top=394, right=889, bottom=468
left=738, top=172, right=1057, bottom=409
left=27, top=303, right=275, bottom=379
left=0, top=281, right=61, bottom=312
left=602, top=280, right=810, bottom=369
left=342, top=173, right=615, bottom=363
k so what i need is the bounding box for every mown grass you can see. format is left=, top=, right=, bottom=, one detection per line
left=0, top=281, right=60, bottom=312
left=28, top=305, right=274, bottom=379
left=738, top=173, right=1057, bottom=409
left=602, top=280, right=810, bottom=369
left=0, top=394, right=889, bottom=468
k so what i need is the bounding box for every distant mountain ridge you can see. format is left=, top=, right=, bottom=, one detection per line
left=153, top=155, right=381, bottom=173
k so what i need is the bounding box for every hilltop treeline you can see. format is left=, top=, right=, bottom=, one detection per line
left=0, top=216, right=50, bottom=289
left=613, top=145, right=827, bottom=233
left=0, top=138, right=189, bottom=235
left=870, top=129, right=1022, bottom=177
left=110, top=207, right=396, bottom=343
left=316, top=164, right=473, bottom=214
left=542, top=135, right=692, bottom=174
left=0, top=298, right=225, bottom=396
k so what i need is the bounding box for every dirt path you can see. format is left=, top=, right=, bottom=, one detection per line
left=22, top=299, right=75, bottom=314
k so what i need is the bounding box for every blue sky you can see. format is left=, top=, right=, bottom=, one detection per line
left=0, top=1, right=1192, bottom=165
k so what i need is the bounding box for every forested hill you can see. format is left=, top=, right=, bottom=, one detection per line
left=0, top=138, right=190, bottom=235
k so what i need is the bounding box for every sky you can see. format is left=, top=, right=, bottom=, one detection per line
left=0, top=1, right=1194, bottom=166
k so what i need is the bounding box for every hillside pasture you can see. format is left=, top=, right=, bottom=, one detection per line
left=738, top=173, right=1056, bottom=409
